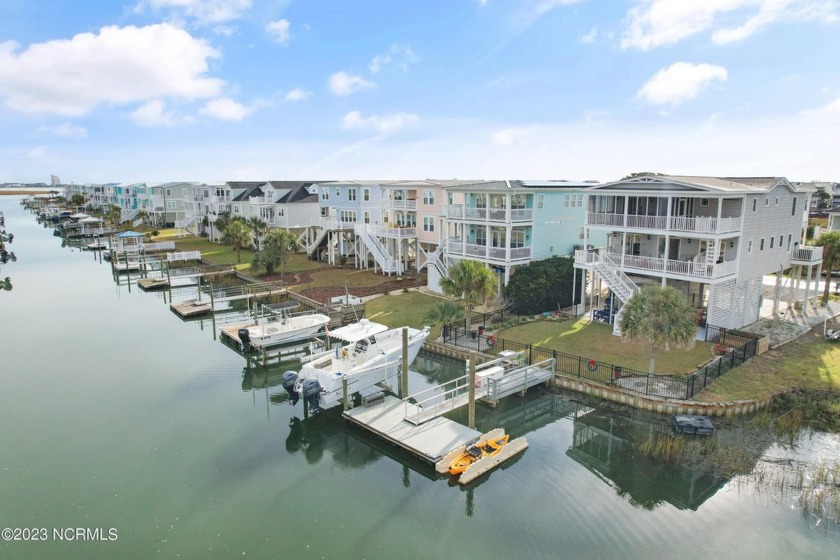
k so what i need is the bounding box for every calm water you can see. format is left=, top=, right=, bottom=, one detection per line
left=1, top=196, right=838, bottom=559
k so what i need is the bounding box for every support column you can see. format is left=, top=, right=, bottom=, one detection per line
left=804, top=264, right=813, bottom=310
left=772, top=265, right=783, bottom=315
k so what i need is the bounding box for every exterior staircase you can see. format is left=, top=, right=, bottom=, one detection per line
left=354, top=224, right=402, bottom=275
left=121, top=208, right=139, bottom=224
left=175, top=215, right=199, bottom=236
left=302, top=226, right=329, bottom=256
left=590, top=251, right=640, bottom=335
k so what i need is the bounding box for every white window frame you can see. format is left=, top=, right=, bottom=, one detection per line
left=363, top=188, right=370, bottom=202
left=747, top=240, right=752, bottom=254
left=423, top=216, right=434, bottom=232
left=348, top=188, right=357, bottom=202
left=423, top=190, right=435, bottom=206
left=537, top=194, right=544, bottom=209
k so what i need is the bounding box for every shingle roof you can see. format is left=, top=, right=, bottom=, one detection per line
left=443, top=180, right=598, bottom=191
left=595, top=175, right=798, bottom=194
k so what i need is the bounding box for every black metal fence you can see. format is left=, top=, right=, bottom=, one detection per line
left=441, top=320, right=761, bottom=401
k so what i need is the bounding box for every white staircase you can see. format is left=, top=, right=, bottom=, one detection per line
left=354, top=224, right=402, bottom=275
left=303, top=226, right=329, bottom=256
left=590, top=251, right=640, bottom=335
left=175, top=215, right=199, bottom=237
left=121, top=208, right=139, bottom=224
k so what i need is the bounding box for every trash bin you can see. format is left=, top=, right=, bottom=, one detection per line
left=478, top=325, right=485, bottom=336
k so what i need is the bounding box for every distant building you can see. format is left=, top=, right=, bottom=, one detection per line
left=51, top=174, right=61, bottom=187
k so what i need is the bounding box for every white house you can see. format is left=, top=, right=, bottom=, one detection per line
left=575, top=175, right=820, bottom=332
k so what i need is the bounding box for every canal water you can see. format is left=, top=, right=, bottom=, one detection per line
left=1, top=196, right=838, bottom=559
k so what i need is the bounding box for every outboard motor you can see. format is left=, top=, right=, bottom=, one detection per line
left=237, top=328, right=251, bottom=352
left=282, top=371, right=300, bottom=405
left=302, top=379, right=322, bottom=415
left=7, top=233, right=12, bottom=243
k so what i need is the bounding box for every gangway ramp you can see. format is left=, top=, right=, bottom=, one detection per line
left=403, top=357, right=556, bottom=425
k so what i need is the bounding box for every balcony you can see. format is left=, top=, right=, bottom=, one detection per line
left=367, top=224, right=417, bottom=238
left=249, top=195, right=274, bottom=205
left=586, top=212, right=743, bottom=234
left=575, top=249, right=737, bottom=280
left=791, top=246, right=823, bottom=265
left=385, top=199, right=417, bottom=210
left=446, top=205, right=534, bottom=223
left=447, top=239, right=531, bottom=262
left=207, top=195, right=231, bottom=203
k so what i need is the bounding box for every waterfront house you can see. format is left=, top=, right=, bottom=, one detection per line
left=438, top=180, right=603, bottom=293
left=574, top=175, right=820, bottom=333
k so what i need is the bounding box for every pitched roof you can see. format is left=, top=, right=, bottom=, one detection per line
left=443, top=179, right=598, bottom=192
left=265, top=181, right=321, bottom=204
left=593, top=175, right=799, bottom=194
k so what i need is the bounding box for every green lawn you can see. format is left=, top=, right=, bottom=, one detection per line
left=365, top=292, right=452, bottom=340
left=171, top=236, right=255, bottom=269
left=695, top=328, right=840, bottom=401
left=497, top=318, right=713, bottom=375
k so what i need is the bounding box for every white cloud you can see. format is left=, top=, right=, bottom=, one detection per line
left=41, top=122, right=88, bottom=139
left=328, top=71, right=376, bottom=96
left=368, top=45, right=420, bottom=74
left=0, top=24, right=222, bottom=117
left=491, top=127, right=534, bottom=146
left=213, top=25, right=238, bottom=37
left=341, top=110, right=419, bottom=133
left=265, top=19, right=291, bottom=44
left=136, top=0, right=252, bottom=24
left=199, top=97, right=252, bottom=121
left=580, top=26, right=599, bottom=43
left=637, top=62, right=728, bottom=106
left=130, top=99, right=178, bottom=127
left=284, top=88, right=311, bottom=102
left=477, top=0, right=489, bottom=5
left=622, top=0, right=838, bottom=50
left=806, top=95, right=840, bottom=114
left=534, top=0, right=581, bottom=17
left=368, top=54, right=391, bottom=74
left=26, top=145, right=51, bottom=161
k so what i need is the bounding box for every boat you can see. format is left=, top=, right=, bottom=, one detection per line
left=449, top=434, right=511, bottom=475
left=238, top=309, right=331, bottom=349
left=281, top=319, right=431, bottom=413
left=670, top=414, right=714, bottom=436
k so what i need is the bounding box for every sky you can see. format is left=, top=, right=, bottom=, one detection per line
left=0, top=0, right=839, bottom=184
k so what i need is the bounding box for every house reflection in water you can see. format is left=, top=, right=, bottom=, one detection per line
left=567, top=405, right=744, bottom=511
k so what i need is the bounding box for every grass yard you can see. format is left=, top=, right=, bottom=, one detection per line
left=364, top=291, right=452, bottom=340
left=497, top=317, right=713, bottom=375
left=170, top=236, right=255, bottom=269
left=695, top=326, right=840, bottom=402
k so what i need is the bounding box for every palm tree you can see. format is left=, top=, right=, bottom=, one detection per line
left=815, top=231, right=840, bottom=305
left=423, top=301, right=464, bottom=339
left=618, top=285, right=697, bottom=374
left=136, top=210, right=150, bottom=227
left=221, top=220, right=252, bottom=264
left=107, top=205, right=122, bottom=228
left=439, top=259, right=497, bottom=329
left=248, top=216, right=268, bottom=250
left=252, top=228, right=298, bottom=275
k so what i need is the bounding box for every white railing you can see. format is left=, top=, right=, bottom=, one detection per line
left=510, top=209, right=533, bottom=221
left=354, top=224, right=402, bottom=274
left=366, top=224, right=417, bottom=238
left=249, top=195, right=274, bottom=205
left=446, top=206, right=533, bottom=222
left=792, top=246, right=823, bottom=263
left=594, top=252, right=639, bottom=302
left=587, top=212, right=744, bottom=234
left=207, top=195, right=230, bottom=203
left=465, top=207, right=488, bottom=220
left=385, top=199, right=417, bottom=210
left=448, top=239, right=531, bottom=262
left=447, top=205, right=464, bottom=219
left=167, top=251, right=201, bottom=262
left=597, top=250, right=738, bottom=279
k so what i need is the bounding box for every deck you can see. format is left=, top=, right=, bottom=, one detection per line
left=170, top=299, right=213, bottom=318
left=343, top=396, right=481, bottom=464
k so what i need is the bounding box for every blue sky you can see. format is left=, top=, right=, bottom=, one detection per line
left=1, top=0, right=838, bottom=184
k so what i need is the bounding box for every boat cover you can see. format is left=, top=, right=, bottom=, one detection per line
left=329, top=319, right=389, bottom=342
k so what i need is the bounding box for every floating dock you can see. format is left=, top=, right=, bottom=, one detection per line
left=170, top=299, right=213, bottom=317
left=138, top=277, right=169, bottom=290
left=344, top=396, right=482, bottom=464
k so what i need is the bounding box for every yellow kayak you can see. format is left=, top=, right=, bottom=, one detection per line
left=449, top=435, right=510, bottom=475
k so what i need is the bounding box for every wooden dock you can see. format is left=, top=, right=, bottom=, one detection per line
left=170, top=299, right=213, bottom=318
left=138, top=277, right=169, bottom=291
left=343, top=396, right=481, bottom=464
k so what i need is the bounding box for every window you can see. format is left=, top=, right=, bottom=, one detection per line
left=775, top=197, right=779, bottom=206
left=320, top=207, right=329, bottom=217
left=166, top=189, right=171, bottom=197
left=580, top=226, right=585, bottom=240
left=363, top=188, right=370, bottom=202
left=752, top=199, right=757, bottom=212
left=475, top=194, right=487, bottom=208
left=182, top=188, right=188, bottom=196
left=787, top=234, right=792, bottom=251
left=321, top=189, right=329, bottom=201
left=765, top=198, right=769, bottom=207
left=348, top=188, right=357, bottom=201
left=166, top=201, right=176, bottom=210
left=511, top=228, right=526, bottom=248
left=748, top=240, right=752, bottom=254
left=423, top=190, right=435, bottom=205
left=563, top=194, right=583, bottom=208
left=233, top=205, right=240, bottom=214
left=364, top=211, right=370, bottom=224
left=511, top=194, right=526, bottom=209
left=278, top=208, right=285, bottom=217
left=335, top=188, right=341, bottom=197
left=474, top=227, right=487, bottom=245
left=537, top=194, right=544, bottom=209
left=770, top=237, right=775, bottom=249
left=791, top=197, right=797, bottom=216
left=760, top=238, right=765, bottom=251
left=700, top=198, right=709, bottom=206
left=423, top=216, right=435, bottom=232
left=339, top=210, right=356, bottom=222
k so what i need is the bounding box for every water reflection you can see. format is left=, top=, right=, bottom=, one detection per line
left=284, top=414, right=382, bottom=470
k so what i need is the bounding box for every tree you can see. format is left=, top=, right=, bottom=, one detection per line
left=107, top=205, right=122, bottom=227
left=439, top=259, right=497, bottom=328
left=423, top=301, right=464, bottom=336
left=70, top=194, right=85, bottom=207
left=618, top=286, right=697, bottom=374
left=816, top=231, right=840, bottom=305
left=504, top=256, right=579, bottom=315
left=221, top=220, right=252, bottom=264
left=248, top=216, right=268, bottom=250
left=136, top=210, right=150, bottom=227
left=251, top=228, right=298, bottom=275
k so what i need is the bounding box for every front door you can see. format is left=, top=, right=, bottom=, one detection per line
left=668, top=238, right=680, bottom=260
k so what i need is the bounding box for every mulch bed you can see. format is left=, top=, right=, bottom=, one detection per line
left=299, top=275, right=425, bottom=304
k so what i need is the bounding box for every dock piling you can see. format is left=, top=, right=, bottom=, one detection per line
left=468, top=351, right=476, bottom=429
left=400, top=327, right=408, bottom=398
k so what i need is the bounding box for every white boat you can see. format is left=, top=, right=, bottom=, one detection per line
left=282, top=319, right=431, bottom=413
left=239, top=310, right=331, bottom=349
